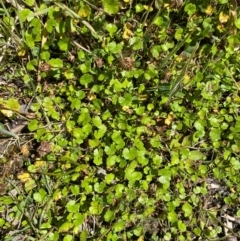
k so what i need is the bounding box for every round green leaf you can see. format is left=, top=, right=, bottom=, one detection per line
left=178, top=220, right=186, bottom=232
left=184, top=3, right=196, bottom=16
left=0, top=218, right=5, bottom=227
left=71, top=98, right=81, bottom=110
left=33, top=192, right=42, bottom=203
left=48, top=58, right=63, bottom=68
left=105, top=173, right=115, bottom=184
left=168, top=211, right=178, bottom=223
left=106, top=23, right=118, bottom=37
left=235, top=19, right=240, bottom=29
left=80, top=230, right=88, bottom=241
left=66, top=200, right=79, bottom=213
left=33, top=189, right=46, bottom=202
left=210, top=128, right=221, bottom=141
left=58, top=37, right=70, bottom=51
left=113, top=220, right=125, bottom=232
left=92, top=116, right=102, bottom=127
left=79, top=74, right=93, bottom=86
left=153, top=16, right=163, bottom=27
left=73, top=128, right=83, bottom=139
left=102, top=0, right=119, bottom=15
left=59, top=222, right=74, bottom=233
left=63, top=235, right=73, bottom=241
left=135, top=4, right=144, bottom=13
left=104, top=210, right=114, bottom=222
left=89, top=201, right=103, bottom=215
left=189, top=151, right=204, bottom=161
left=130, top=171, right=142, bottom=182
left=194, top=119, right=206, bottom=131
left=94, top=148, right=103, bottom=165
left=28, top=119, right=39, bottom=131
left=25, top=0, right=35, bottom=6
left=70, top=185, right=80, bottom=195
left=123, top=147, right=137, bottom=160
left=107, top=155, right=118, bottom=167
left=94, top=124, right=107, bottom=139
left=19, top=9, right=32, bottom=22
left=182, top=202, right=193, bottom=217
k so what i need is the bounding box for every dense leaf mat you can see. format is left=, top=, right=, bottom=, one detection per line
left=1, top=0, right=240, bottom=240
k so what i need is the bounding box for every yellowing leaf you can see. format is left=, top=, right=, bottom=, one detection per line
left=183, top=74, right=190, bottom=85
left=143, top=5, right=153, bottom=11
left=4, top=98, right=20, bottom=111
left=17, top=172, right=32, bottom=183
left=165, top=114, right=174, bottom=126
left=53, top=189, right=62, bottom=201
left=61, top=163, right=71, bottom=170
left=164, top=3, right=170, bottom=9
left=88, top=93, right=96, bottom=101
left=21, top=144, right=30, bottom=156
left=123, top=29, right=133, bottom=39
left=217, top=24, right=225, bottom=32
left=101, top=38, right=108, bottom=48
left=175, top=55, right=183, bottom=62
left=59, top=222, right=74, bottom=232
left=205, top=5, right=214, bottom=15
left=125, top=22, right=132, bottom=29
left=78, top=5, right=91, bottom=17
left=24, top=179, right=36, bottom=191
left=17, top=46, right=26, bottom=57
left=138, top=94, right=147, bottom=101
left=234, top=95, right=240, bottom=103
left=219, top=12, right=229, bottom=23
left=41, top=28, right=48, bottom=47
left=122, top=106, right=133, bottom=114
left=137, top=236, right=144, bottom=241
left=1, top=109, right=14, bottom=117
left=123, top=23, right=133, bottom=39
left=230, top=187, right=236, bottom=193
left=34, top=160, right=47, bottom=171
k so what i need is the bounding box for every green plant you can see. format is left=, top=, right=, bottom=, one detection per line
left=1, top=0, right=240, bottom=240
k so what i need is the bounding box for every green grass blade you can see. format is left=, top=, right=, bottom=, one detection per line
left=159, top=33, right=191, bottom=70
left=169, top=42, right=199, bottom=98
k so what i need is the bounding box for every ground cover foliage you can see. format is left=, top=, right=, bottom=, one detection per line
left=0, top=0, right=240, bottom=240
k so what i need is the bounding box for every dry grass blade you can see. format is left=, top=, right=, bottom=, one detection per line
left=0, top=19, right=22, bottom=43
left=82, top=0, right=100, bottom=11
left=223, top=216, right=238, bottom=241
left=72, top=40, right=96, bottom=56
left=3, top=0, right=23, bottom=10
left=0, top=18, right=22, bottom=63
